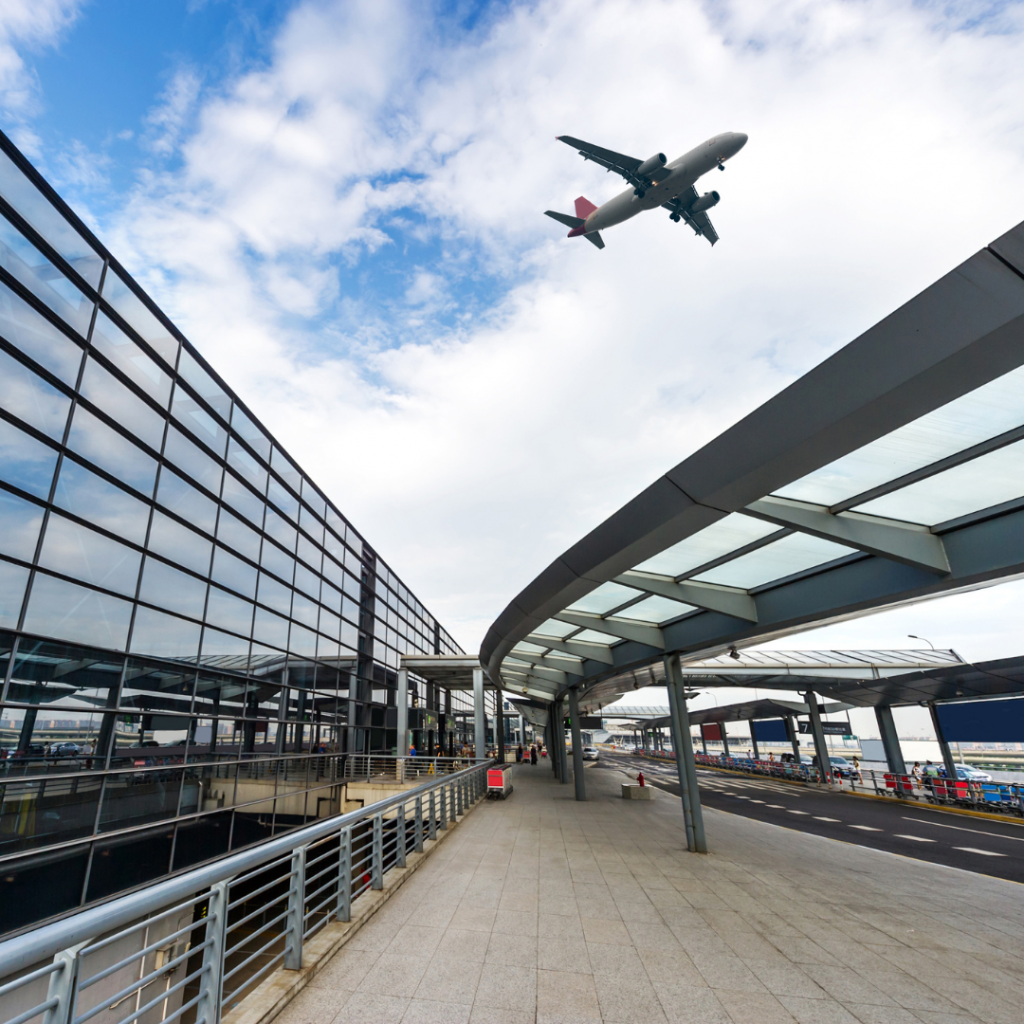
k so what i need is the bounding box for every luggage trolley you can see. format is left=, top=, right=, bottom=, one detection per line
left=487, top=762, right=513, bottom=799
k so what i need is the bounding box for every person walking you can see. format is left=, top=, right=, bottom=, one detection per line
left=530, top=745, right=537, bottom=765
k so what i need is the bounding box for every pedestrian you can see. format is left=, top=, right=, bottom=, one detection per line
left=530, top=745, right=537, bottom=765
left=516, top=743, right=523, bottom=763
left=409, top=742, right=417, bottom=757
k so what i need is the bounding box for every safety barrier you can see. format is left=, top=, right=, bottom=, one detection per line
left=0, top=759, right=490, bottom=1024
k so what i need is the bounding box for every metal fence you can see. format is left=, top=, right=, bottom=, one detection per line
left=0, top=759, right=490, bottom=1024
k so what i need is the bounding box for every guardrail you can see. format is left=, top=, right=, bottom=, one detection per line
left=0, top=759, right=491, bottom=1024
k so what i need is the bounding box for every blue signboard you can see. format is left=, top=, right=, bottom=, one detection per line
left=751, top=719, right=788, bottom=742
left=935, top=698, right=1024, bottom=742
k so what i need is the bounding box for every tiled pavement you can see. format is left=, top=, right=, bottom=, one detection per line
left=274, top=761, right=1024, bottom=1024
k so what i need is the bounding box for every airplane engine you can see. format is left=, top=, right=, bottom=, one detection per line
left=636, top=153, right=667, bottom=180
left=689, top=190, right=720, bottom=213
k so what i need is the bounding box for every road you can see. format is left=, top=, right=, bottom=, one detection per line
left=596, top=752, right=1024, bottom=884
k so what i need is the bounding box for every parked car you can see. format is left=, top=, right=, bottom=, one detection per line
left=780, top=752, right=812, bottom=765
left=820, top=755, right=856, bottom=778
left=52, top=742, right=80, bottom=757
left=955, top=764, right=992, bottom=781
left=582, top=746, right=600, bottom=761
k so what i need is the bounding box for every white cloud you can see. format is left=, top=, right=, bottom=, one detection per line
left=67, top=0, right=1024, bottom=656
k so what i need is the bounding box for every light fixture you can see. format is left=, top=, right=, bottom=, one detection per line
left=728, top=646, right=740, bottom=661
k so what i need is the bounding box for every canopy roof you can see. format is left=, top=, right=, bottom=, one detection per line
left=482, top=220, right=1024, bottom=708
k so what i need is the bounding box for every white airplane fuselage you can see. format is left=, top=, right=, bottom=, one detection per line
left=582, top=131, right=747, bottom=234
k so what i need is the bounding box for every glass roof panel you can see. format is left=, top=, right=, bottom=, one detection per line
left=632, top=513, right=781, bottom=577
left=853, top=440, right=1024, bottom=525
left=571, top=628, right=623, bottom=644
left=531, top=618, right=577, bottom=639
left=566, top=580, right=641, bottom=614
left=776, top=364, right=1024, bottom=506
left=614, top=595, right=696, bottom=623
left=694, top=533, right=857, bottom=589
left=512, top=641, right=549, bottom=655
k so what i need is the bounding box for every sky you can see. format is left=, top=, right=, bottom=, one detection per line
left=3, top=0, right=1024, bottom=735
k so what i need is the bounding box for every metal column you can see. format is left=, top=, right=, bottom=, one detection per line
left=928, top=702, right=959, bottom=782
left=396, top=667, right=409, bottom=760
left=720, top=723, right=730, bottom=758
left=557, top=700, right=569, bottom=784
left=786, top=715, right=801, bottom=761
left=568, top=687, right=586, bottom=801
left=750, top=726, right=759, bottom=761
left=874, top=705, right=907, bottom=775
left=804, top=692, right=832, bottom=787
left=665, top=656, right=695, bottom=851
left=666, top=654, right=706, bottom=852
left=496, top=694, right=506, bottom=762
left=472, top=666, right=486, bottom=759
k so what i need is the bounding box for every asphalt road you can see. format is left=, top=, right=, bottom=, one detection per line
left=597, top=752, right=1024, bottom=884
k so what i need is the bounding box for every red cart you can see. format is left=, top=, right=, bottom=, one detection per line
left=487, top=762, right=513, bottom=799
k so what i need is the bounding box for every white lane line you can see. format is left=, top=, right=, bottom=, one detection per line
left=750, top=800, right=765, bottom=804
left=814, top=816, right=841, bottom=822
left=850, top=825, right=882, bottom=831
left=893, top=834, right=936, bottom=843
left=953, top=846, right=1006, bottom=857
left=903, top=816, right=1024, bottom=842
left=787, top=810, right=809, bottom=815
left=766, top=804, right=784, bottom=809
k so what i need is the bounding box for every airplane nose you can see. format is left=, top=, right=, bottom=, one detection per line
left=732, top=132, right=748, bottom=150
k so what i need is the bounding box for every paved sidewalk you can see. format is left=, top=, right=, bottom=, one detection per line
left=275, top=761, right=1024, bottom=1024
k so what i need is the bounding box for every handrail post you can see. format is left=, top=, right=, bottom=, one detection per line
left=428, top=790, right=437, bottom=841
left=371, top=814, right=383, bottom=889
left=337, top=828, right=352, bottom=922
left=196, top=881, right=228, bottom=1024
left=439, top=783, right=448, bottom=830
left=395, top=803, right=406, bottom=868
left=414, top=795, right=424, bottom=852
left=285, top=845, right=307, bottom=970
left=42, top=939, right=90, bottom=1024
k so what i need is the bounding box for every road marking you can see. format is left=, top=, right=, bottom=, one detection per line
left=850, top=825, right=882, bottom=831
left=814, top=816, right=841, bottom=822
left=750, top=800, right=765, bottom=804
left=893, top=834, right=936, bottom=843
left=787, top=810, right=809, bottom=815
left=766, top=804, right=784, bottom=809
left=953, top=847, right=1006, bottom=857
left=903, top=817, right=1024, bottom=843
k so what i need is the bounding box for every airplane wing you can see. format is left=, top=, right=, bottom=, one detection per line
left=556, top=136, right=644, bottom=187
left=663, top=187, right=719, bottom=246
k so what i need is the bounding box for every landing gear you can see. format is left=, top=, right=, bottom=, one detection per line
left=717, top=162, right=725, bottom=171
left=633, top=187, right=646, bottom=198
left=669, top=213, right=680, bottom=222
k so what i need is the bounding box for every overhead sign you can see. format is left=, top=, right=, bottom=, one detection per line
left=936, top=698, right=1024, bottom=742
left=798, top=721, right=851, bottom=736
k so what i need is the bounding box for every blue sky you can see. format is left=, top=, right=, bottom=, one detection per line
left=3, top=1, right=1024, bottom=733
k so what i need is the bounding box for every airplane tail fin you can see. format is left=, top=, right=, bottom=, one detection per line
left=544, top=209, right=584, bottom=230
left=585, top=231, right=605, bottom=250
left=574, top=196, right=598, bottom=219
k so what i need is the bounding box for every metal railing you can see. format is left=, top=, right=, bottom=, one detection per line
left=0, top=759, right=490, bottom=1024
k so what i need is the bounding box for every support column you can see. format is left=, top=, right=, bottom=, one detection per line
left=786, top=715, right=801, bottom=761
left=568, top=687, right=586, bottom=801
left=928, top=702, right=958, bottom=782
left=804, top=692, right=832, bottom=787
left=665, top=657, right=696, bottom=851
left=750, top=726, right=759, bottom=761
left=472, top=667, right=486, bottom=760
left=496, top=693, right=506, bottom=762
left=666, top=655, right=706, bottom=853
left=720, top=722, right=730, bottom=758
left=396, top=668, right=409, bottom=764
left=700, top=726, right=707, bottom=755
left=556, top=699, right=569, bottom=784
left=875, top=705, right=906, bottom=775
left=548, top=715, right=558, bottom=776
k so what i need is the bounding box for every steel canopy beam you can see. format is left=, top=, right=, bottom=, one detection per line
left=615, top=571, right=758, bottom=622
left=525, top=636, right=616, bottom=665
left=554, top=611, right=665, bottom=649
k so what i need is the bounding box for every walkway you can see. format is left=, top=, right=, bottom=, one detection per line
left=275, top=761, right=1024, bottom=1024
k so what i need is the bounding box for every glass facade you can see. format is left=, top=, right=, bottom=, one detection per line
left=0, top=129, right=466, bottom=920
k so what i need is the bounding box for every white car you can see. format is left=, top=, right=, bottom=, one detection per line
left=582, top=746, right=600, bottom=761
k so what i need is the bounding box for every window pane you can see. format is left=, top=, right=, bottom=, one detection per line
left=301, top=481, right=326, bottom=519
left=321, top=581, right=341, bottom=615
left=695, top=533, right=856, bottom=589
left=221, top=470, right=264, bottom=526
left=177, top=350, right=231, bottom=422
left=256, top=572, right=291, bottom=615
left=0, top=559, right=29, bottom=626
left=0, top=278, right=83, bottom=384
left=297, top=533, right=322, bottom=571
left=156, top=468, right=217, bottom=535
left=23, top=572, right=133, bottom=650
left=0, top=347, right=71, bottom=439
left=252, top=606, right=288, bottom=650
left=211, top=545, right=258, bottom=600
left=264, top=506, right=296, bottom=551
left=613, top=595, right=695, bottom=623
left=267, top=477, right=298, bottom=521
left=215, top=506, right=261, bottom=562
left=53, top=457, right=150, bottom=545
left=294, top=561, right=320, bottom=600
left=38, top=514, right=141, bottom=596
left=200, top=626, right=251, bottom=660
left=0, top=150, right=104, bottom=288
left=291, top=592, right=319, bottom=630
left=162, top=425, right=223, bottom=496
left=79, top=357, right=165, bottom=451
left=0, top=489, right=43, bottom=559
left=90, top=311, right=172, bottom=406
left=130, top=606, right=201, bottom=662
left=299, top=506, right=324, bottom=546
left=319, top=608, right=340, bottom=640
left=171, top=388, right=228, bottom=457
left=567, top=581, right=641, bottom=615
left=67, top=406, right=157, bottom=496
left=230, top=405, right=271, bottom=461
left=138, top=557, right=207, bottom=620
left=0, top=212, right=94, bottom=336
left=0, top=416, right=58, bottom=497
left=271, top=447, right=301, bottom=490
left=259, top=541, right=293, bottom=584
left=147, top=511, right=212, bottom=576
left=101, top=272, right=178, bottom=366
left=204, top=586, right=254, bottom=637
left=289, top=622, right=317, bottom=658
left=226, top=437, right=267, bottom=492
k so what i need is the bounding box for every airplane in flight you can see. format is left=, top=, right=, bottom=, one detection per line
left=545, top=132, right=748, bottom=249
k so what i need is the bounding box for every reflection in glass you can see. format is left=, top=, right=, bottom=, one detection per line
left=253, top=606, right=289, bottom=650
left=177, top=351, right=231, bottom=422
left=0, top=149, right=104, bottom=288
left=171, top=388, right=228, bottom=457
left=613, top=595, right=696, bottom=623
left=301, top=480, right=327, bottom=518
left=293, top=562, right=320, bottom=601
left=230, top=405, right=272, bottom=461
left=156, top=467, right=217, bottom=535
left=163, top=425, right=223, bottom=496
left=23, top=572, right=133, bottom=650
left=695, top=533, right=856, bottom=590
left=321, top=580, right=341, bottom=616
left=79, top=357, right=165, bottom=451
left=291, top=592, right=319, bottom=630
left=267, top=477, right=298, bottom=521
left=0, top=347, right=72, bottom=439
left=567, top=581, right=641, bottom=615
left=271, top=447, right=302, bottom=491
left=211, top=545, right=258, bottom=599
left=221, top=470, right=264, bottom=526
left=216, top=506, right=261, bottom=561
left=138, top=557, right=207, bottom=620
left=147, top=512, right=212, bottom=576
left=66, top=406, right=158, bottom=496
left=227, top=437, right=267, bottom=492
left=205, top=587, right=254, bottom=638
left=53, top=457, right=151, bottom=545
left=318, top=608, right=341, bottom=640
left=130, top=606, right=202, bottom=661
left=297, top=534, right=322, bottom=571
left=256, top=572, right=291, bottom=615
left=0, top=488, right=44, bottom=559
left=0, top=279, right=83, bottom=385
left=200, top=626, right=251, bottom=660
left=0, top=559, right=29, bottom=627
left=0, top=212, right=94, bottom=336
left=101, top=272, right=178, bottom=366
left=289, top=623, right=317, bottom=659
left=264, top=506, right=296, bottom=551
left=38, top=514, right=141, bottom=597
left=260, top=541, right=294, bottom=585
left=90, top=311, right=172, bottom=406
left=0, top=416, right=59, bottom=498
